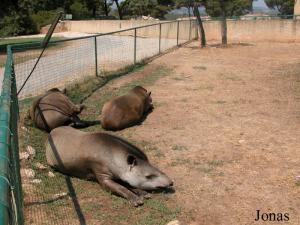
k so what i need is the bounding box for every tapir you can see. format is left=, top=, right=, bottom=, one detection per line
left=30, top=88, right=99, bottom=132
left=100, top=86, right=153, bottom=131
left=45, top=126, right=173, bottom=206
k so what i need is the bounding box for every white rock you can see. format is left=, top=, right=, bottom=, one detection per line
left=35, top=162, right=47, bottom=170
left=48, top=171, right=55, bottom=177
left=21, top=126, right=28, bottom=132
left=238, top=139, right=245, bottom=144
left=26, top=146, right=36, bottom=157
left=19, top=152, right=30, bottom=160
left=22, top=169, right=35, bottom=179
left=30, top=179, right=42, bottom=184
left=166, top=220, right=180, bottom=225
left=53, top=192, right=68, bottom=198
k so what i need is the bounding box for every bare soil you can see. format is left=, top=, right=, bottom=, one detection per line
left=21, top=41, right=300, bottom=225
left=84, top=41, right=300, bottom=225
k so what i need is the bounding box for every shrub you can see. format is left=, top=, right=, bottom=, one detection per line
left=30, top=9, right=62, bottom=31
left=0, top=11, right=37, bottom=37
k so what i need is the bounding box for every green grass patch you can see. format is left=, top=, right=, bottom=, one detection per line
left=172, top=145, right=188, bottom=151
left=0, top=37, right=64, bottom=48
left=80, top=64, right=171, bottom=125
left=19, top=63, right=178, bottom=224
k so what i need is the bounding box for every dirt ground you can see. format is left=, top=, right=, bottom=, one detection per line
left=21, top=40, right=300, bottom=225
left=84, top=41, right=300, bottom=224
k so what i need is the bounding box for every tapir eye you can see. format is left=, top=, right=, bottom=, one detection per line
left=146, top=174, right=156, bottom=179
left=127, top=155, right=137, bottom=166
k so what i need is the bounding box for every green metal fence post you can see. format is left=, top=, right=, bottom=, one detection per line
left=94, top=36, right=98, bottom=77
left=134, top=28, right=137, bottom=64
left=0, top=45, right=13, bottom=225
left=159, top=23, right=162, bottom=54
left=177, top=21, right=180, bottom=46
left=11, top=62, right=24, bottom=225
left=0, top=111, right=10, bottom=225
left=0, top=44, right=25, bottom=225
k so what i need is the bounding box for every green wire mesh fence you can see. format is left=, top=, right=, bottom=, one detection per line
left=0, top=19, right=197, bottom=225
left=0, top=45, right=23, bottom=225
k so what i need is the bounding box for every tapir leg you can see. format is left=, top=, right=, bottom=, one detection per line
left=70, top=114, right=100, bottom=128
left=98, top=177, right=144, bottom=207
left=72, top=104, right=85, bottom=114
left=129, top=188, right=151, bottom=199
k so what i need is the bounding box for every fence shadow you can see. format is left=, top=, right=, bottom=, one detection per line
left=48, top=135, right=87, bottom=225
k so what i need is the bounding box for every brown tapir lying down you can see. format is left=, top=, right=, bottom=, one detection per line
left=45, top=126, right=173, bottom=206
left=30, top=88, right=99, bottom=132
left=100, top=86, right=153, bottom=131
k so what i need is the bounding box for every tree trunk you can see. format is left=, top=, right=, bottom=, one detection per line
left=104, top=0, right=109, bottom=16
left=115, top=0, right=123, bottom=20
left=193, top=6, right=206, bottom=48
left=220, top=1, right=227, bottom=46
left=92, top=7, right=96, bottom=18
left=188, top=6, right=191, bottom=17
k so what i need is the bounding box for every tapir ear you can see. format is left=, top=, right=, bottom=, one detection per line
left=127, top=155, right=137, bottom=167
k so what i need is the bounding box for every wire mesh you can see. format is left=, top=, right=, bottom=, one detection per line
left=20, top=125, right=81, bottom=225
left=3, top=19, right=197, bottom=225
left=11, top=20, right=196, bottom=99
left=13, top=37, right=96, bottom=99
left=160, top=22, right=178, bottom=52
left=136, top=24, right=160, bottom=62
left=178, top=20, right=191, bottom=45
left=0, top=45, right=24, bottom=225
left=96, top=30, right=135, bottom=74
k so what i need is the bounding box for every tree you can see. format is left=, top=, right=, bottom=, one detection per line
left=174, top=0, right=206, bottom=47
left=265, top=0, right=294, bottom=15
left=205, top=0, right=251, bottom=45
left=122, top=0, right=175, bottom=19
left=175, top=0, right=194, bottom=16
left=100, top=0, right=113, bottom=16
left=114, top=0, right=129, bottom=19
left=193, top=4, right=206, bottom=47
left=84, top=0, right=100, bottom=17
left=0, top=0, right=37, bottom=37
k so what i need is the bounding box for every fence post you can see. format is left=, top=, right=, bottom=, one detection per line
left=195, top=20, right=198, bottom=40
left=11, top=64, right=24, bottom=225
left=134, top=28, right=137, bottom=64
left=94, top=36, right=98, bottom=77
left=159, top=23, right=162, bottom=54
left=189, top=19, right=192, bottom=40
left=177, top=21, right=180, bottom=46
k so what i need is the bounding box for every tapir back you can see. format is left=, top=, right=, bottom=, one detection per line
left=30, top=89, right=81, bottom=131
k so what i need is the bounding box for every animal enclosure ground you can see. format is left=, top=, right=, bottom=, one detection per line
left=20, top=41, right=300, bottom=225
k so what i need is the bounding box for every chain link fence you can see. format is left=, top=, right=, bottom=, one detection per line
left=10, top=20, right=197, bottom=99
left=0, top=45, right=23, bottom=225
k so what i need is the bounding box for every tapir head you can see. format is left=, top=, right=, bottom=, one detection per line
left=121, top=154, right=173, bottom=191
left=132, top=86, right=153, bottom=112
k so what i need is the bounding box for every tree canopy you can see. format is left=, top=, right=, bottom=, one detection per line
left=205, top=0, right=251, bottom=17
left=265, top=0, right=295, bottom=15
left=0, top=0, right=298, bottom=37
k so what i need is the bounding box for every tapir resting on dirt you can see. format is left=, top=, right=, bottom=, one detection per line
left=45, top=126, right=173, bottom=206
left=100, top=86, right=153, bottom=131
left=30, top=88, right=99, bottom=132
